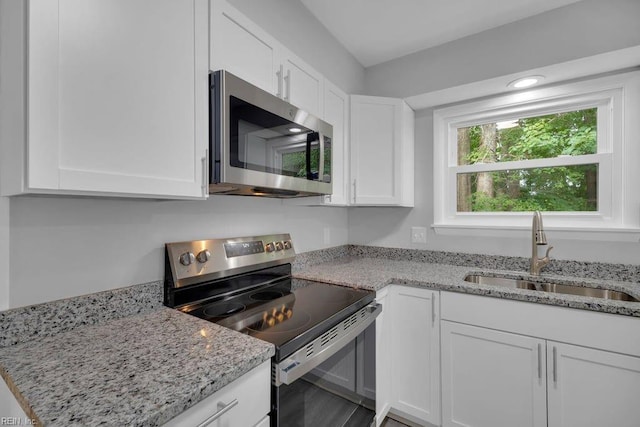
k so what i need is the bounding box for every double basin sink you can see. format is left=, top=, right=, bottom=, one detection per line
left=464, top=274, right=639, bottom=302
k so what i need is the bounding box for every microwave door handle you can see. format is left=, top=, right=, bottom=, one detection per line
left=318, top=133, right=325, bottom=183
left=306, top=132, right=320, bottom=181
left=306, top=135, right=312, bottom=180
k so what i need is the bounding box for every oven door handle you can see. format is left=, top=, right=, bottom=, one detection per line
left=274, top=303, right=381, bottom=386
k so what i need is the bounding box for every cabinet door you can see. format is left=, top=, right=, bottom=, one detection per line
left=441, top=321, right=547, bottom=427
left=28, top=0, right=208, bottom=198
left=375, top=288, right=391, bottom=426
left=390, top=287, right=440, bottom=425
left=210, top=0, right=280, bottom=95
left=548, top=342, right=640, bottom=427
left=282, top=52, right=324, bottom=118
left=350, top=95, right=414, bottom=206
left=322, top=80, right=349, bottom=206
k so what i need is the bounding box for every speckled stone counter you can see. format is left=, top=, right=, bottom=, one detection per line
left=0, top=307, right=274, bottom=427
left=293, top=257, right=640, bottom=317
left=0, top=281, right=165, bottom=348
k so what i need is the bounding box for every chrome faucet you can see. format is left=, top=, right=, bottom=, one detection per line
left=531, top=211, right=553, bottom=275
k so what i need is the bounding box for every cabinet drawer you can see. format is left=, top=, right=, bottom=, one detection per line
left=441, top=291, right=640, bottom=356
left=163, top=360, right=270, bottom=427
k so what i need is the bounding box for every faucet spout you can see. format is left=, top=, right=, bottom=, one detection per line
left=531, top=211, right=552, bottom=275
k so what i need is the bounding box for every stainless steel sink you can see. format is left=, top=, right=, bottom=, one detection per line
left=464, top=274, right=639, bottom=302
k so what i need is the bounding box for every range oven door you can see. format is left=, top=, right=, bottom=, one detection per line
left=210, top=70, right=332, bottom=197
left=271, top=304, right=380, bottom=427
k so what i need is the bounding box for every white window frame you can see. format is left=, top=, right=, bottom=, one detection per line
left=433, top=71, right=640, bottom=241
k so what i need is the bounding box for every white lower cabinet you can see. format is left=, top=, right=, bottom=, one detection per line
left=390, top=286, right=440, bottom=425
left=163, top=360, right=270, bottom=427
left=375, top=287, right=391, bottom=426
left=440, top=291, right=640, bottom=427
left=547, top=342, right=640, bottom=427
left=441, top=321, right=547, bottom=427
left=377, top=286, right=439, bottom=426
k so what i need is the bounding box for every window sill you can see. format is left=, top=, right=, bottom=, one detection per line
left=431, top=224, right=640, bottom=242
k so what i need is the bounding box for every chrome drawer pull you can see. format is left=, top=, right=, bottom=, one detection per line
left=537, top=343, right=542, bottom=380
left=198, top=398, right=239, bottom=427
left=552, top=346, right=558, bottom=385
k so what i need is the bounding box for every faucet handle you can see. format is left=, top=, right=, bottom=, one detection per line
left=544, top=246, right=554, bottom=259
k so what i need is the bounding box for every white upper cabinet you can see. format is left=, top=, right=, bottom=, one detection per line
left=210, top=0, right=280, bottom=94
left=1, top=0, right=209, bottom=199
left=210, top=1, right=324, bottom=118
left=322, top=81, right=350, bottom=206
left=350, top=95, right=415, bottom=207
left=280, top=53, right=324, bottom=118
left=210, top=1, right=415, bottom=207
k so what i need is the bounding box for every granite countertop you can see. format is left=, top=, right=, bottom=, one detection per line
left=0, top=307, right=274, bottom=427
left=293, top=257, right=640, bottom=317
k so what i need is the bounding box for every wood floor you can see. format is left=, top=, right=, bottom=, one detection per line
left=381, top=417, right=411, bottom=427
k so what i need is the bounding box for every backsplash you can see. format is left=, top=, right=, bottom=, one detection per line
left=3, top=244, right=638, bottom=348
left=0, top=281, right=163, bottom=348
left=296, top=245, right=640, bottom=284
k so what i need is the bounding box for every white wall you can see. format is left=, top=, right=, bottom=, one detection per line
left=9, top=196, right=347, bottom=308
left=5, top=0, right=360, bottom=309
left=348, top=109, right=640, bottom=265
left=227, top=0, right=365, bottom=94
left=349, top=0, right=640, bottom=264
left=364, top=0, right=640, bottom=97
left=0, top=197, right=8, bottom=311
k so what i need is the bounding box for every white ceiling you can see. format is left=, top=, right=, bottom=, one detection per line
left=300, top=0, right=584, bottom=67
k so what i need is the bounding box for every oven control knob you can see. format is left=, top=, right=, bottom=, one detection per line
left=196, top=250, right=211, bottom=263
left=179, top=252, right=195, bottom=266
left=265, top=242, right=275, bottom=253
left=275, top=241, right=284, bottom=251
left=283, top=240, right=292, bottom=250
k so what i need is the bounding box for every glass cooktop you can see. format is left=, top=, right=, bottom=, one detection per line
left=182, top=278, right=374, bottom=360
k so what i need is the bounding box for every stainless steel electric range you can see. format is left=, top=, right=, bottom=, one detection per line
left=164, top=234, right=380, bottom=427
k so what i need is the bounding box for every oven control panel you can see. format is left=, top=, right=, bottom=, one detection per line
left=224, top=240, right=265, bottom=258
left=165, top=234, right=295, bottom=288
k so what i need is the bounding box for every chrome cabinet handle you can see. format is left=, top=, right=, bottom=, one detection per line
left=197, top=399, right=238, bottom=427
left=352, top=179, right=357, bottom=203
left=284, top=69, right=291, bottom=102
left=431, top=293, right=436, bottom=326
left=276, top=64, right=283, bottom=98
left=552, top=346, right=558, bottom=385
left=201, top=149, right=209, bottom=197
left=537, top=343, right=542, bottom=380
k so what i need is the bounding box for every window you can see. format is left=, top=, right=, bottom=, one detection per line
left=433, top=71, right=640, bottom=239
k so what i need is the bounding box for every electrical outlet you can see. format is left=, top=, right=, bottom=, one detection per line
left=411, top=226, right=427, bottom=244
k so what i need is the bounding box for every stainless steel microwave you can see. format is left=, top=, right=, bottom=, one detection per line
left=209, top=70, right=333, bottom=197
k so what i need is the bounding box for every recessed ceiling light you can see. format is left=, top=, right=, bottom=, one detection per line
left=508, top=75, right=545, bottom=89
left=288, top=127, right=302, bottom=133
